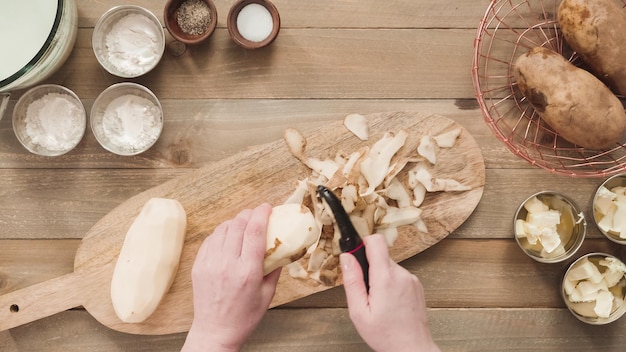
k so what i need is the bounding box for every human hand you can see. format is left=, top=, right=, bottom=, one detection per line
left=182, top=203, right=281, bottom=352
left=340, top=234, right=440, bottom=352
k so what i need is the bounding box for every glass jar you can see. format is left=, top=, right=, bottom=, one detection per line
left=0, top=0, right=78, bottom=120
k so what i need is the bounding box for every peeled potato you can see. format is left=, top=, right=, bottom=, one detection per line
left=110, top=198, right=187, bottom=323
left=264, top=203, right=321, bottom=275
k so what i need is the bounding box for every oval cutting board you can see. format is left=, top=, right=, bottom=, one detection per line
left=0, top=111, right=485, bottom=334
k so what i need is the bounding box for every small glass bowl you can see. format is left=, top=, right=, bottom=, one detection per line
left=227, top=0, right=280, bottom=49
left=12, top=84, right=86, bottom=156
left=513, top=191, right=586, bottom=263
left=164, top=0, right=218, bottom=45
left=593, top=173, right=626, bottom=245
left=93, top=5, right=165, bottom=78
left=91, top=83, right=163, bottom=156
left=562, top=253, right=626, bottom=325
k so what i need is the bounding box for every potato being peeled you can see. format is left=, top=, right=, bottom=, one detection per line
left=513, top=47, right=626, bottom=149
left=558, top=0, right=626, bottom=96
left=264, top=204, right=321, bottom=275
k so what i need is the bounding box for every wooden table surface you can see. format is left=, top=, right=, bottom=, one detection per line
left=2, top=0, right=626, bottom=351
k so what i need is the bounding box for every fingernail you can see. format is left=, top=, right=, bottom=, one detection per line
left=340, top=253, right=351, bottom=271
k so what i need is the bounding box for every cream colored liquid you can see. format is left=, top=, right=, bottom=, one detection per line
left=0, top=2, right=58, bottom=82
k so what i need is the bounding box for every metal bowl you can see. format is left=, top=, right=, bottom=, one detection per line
left=12, top=84, right=86, bottom=156
left=472, top=0, right=626, bottom=177
left=562, top=253, right=626, bottom=324
left=93, top=5, right=165, bottom=78
left=90, top=83, right=163, bottom=156
left=513, top=191, right=586, bottom=263
left=593, top=173, right=626, bottom=245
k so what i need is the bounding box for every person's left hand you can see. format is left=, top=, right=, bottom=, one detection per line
left=182, top=203, right=281, bottom=352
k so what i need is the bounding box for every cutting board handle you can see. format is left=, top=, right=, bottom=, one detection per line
left=0, top=266, right=106, bottom=331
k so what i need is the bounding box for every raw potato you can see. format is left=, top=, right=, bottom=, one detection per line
left=513, top=47, right=626, bottom=149
left=264, top=203, right=321, bottom=275
left=111, top=198, right=187, bottom=323
left=558, top=0, right=626, bottom=96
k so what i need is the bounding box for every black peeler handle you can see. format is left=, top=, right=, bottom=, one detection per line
left=317, top=185, right=369, bottom=291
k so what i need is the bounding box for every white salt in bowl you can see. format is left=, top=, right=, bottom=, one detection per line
left=91, top=83, right=163, bottom=156
left=12, top=84, right=86, bottom=156
left=227, top=0, right=280, bottom=49
left=93, top=5, right=165, bottom=78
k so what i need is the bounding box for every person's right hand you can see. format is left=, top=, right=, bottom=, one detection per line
left=340, top=234, right=440, bottom=352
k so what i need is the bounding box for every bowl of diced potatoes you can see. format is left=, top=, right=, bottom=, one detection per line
left=514, top=191, right=586, bottom=263
left=593, top=173, right=626, bottom=245
left=562, top=253, right=626, bottom=324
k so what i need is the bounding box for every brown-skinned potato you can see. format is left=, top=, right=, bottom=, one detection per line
left=513, top=47, right=626, bottom=150
left=558, top=0, right=626, bottom=96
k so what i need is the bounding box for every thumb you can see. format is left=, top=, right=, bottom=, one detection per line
left=260, top=267, right=282, bottom=307
left=340, top=253, right=369, bottom=311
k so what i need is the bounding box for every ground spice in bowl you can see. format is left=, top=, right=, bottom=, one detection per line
left=177, top=0, right=211, bottom=36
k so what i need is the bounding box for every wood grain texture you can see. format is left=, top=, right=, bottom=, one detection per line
left=0, top=111, right=485, bottom=334
left=0, top=99, right=514, bottom=169
left=34, top=28, right=477, bottom=100
left=3, top=307, right=626, bottom=352
left=74, top=0, right=489, bottom=29
left=4, top=0, right=626, bottom=349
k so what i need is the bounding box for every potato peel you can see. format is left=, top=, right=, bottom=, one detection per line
left=281, top=115, right=471, bottom=285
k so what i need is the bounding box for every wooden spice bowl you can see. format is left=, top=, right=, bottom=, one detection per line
left=227, top=0, right=280, bottom=49
left=164, top=0, right=217, bottom=45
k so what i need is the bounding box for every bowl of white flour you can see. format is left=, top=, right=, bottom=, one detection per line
left=91, top=83, right=163, bottom=156
left=93, top=5, right=165, bottom=78
left=12, top=84, right=86, bottom=156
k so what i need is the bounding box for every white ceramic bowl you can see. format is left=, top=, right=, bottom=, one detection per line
left=90, top=83, right=163, bottom=156
left=12, top=84, right=86, bottom=156
left=93, top=5, right=165, bottom=78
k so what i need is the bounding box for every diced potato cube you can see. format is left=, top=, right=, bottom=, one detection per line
left=526, top=210, right=561, bottom=228
left=576, top=280, right=608, bottom=297
left=567, top=257, right=603, bottom=282
left=539, top=228, right=561, bottom=254
left=599, top=257, right=626, bottom=274
left=569, top=285, right=599, bottom=303
left=563, top=277, right=577, bottom=295
left=613, top=187, right=626, bottom=203
left=595, top=186, right=617, bottom=215
left=604, top=271, right=625, bottom=288
left=597, top=204, right=617, bottom=234
left=612, top=203, right=626, bottom=237
left=542, top=244, right=565, bottom=258
left=515, top=219, right=527, bottom=238
left=524, top=196, right=549, bottom=213
left=594, top=290, right=614, bottom=318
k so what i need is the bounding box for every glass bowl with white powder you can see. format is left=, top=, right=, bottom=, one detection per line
left=92, top=5, right=165, bottom=78
left=12, top=84, right=86, bottom=156
left=91, top=83, right=163, bottom=156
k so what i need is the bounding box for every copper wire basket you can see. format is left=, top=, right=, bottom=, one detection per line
left=472, top=0, right=626, bottom=177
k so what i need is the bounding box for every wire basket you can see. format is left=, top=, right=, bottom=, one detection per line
left=472, top=0, right=626, bottom=178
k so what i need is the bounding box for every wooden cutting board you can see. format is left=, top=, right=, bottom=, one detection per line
left=0, top=111, right=485, bottom=335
